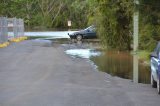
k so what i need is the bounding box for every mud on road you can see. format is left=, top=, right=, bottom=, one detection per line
left=0, top=40, right=159, bottom=106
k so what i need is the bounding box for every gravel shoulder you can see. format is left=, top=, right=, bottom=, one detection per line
left=0, top=40, right=159, bottom=106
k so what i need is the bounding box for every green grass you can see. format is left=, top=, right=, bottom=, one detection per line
left=131, top=50, right=151, bottom=65
left=137, top=50, right=150, bottom=60
left=137, top=50, right=151, bottom=65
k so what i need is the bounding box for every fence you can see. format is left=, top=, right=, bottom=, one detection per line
left=0, top=17, right=26, bottom=47
left=8, top=18, right=24, bottom=39
left=0, top=17, right=8, bottom=44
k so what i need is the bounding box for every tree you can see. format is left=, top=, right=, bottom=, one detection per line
left=93, top=0, right=133, bottom=50
left=37, top=0, right=64, bottom=27
left=139, top=0, right=160, bottom=51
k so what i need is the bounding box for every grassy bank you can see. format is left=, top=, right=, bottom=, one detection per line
left=137, top=50, right=151, bottom=65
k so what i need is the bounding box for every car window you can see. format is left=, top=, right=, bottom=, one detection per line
left=155, top=43, right=160, bottom=55
left=85, top=26, right=95, bottom=32
left=88, top=28, right=93, bottom=31
left=85, top=26, right=94, bottom=30
left=92, top=27, right=96, bottom=32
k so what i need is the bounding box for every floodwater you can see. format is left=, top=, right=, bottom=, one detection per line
left=90, top=51, right=151, bottom=84
left=8, top=31, right=77, bottom=39
left=65, top=49, right=101, bottom=59
left=28, top=31, right=151, bottom=84
left=65, top=45, right=150, bottom=84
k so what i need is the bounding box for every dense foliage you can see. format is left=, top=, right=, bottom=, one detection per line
left=0, top=0, right=160, bottom=51
left=94, top=0, right=133, bottom=50
left=0, top=0, right=89, bottom=29
left=139, top=0, right=160, bottom=51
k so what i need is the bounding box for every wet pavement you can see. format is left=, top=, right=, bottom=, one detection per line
left=0, top=39, right=160, bottom=106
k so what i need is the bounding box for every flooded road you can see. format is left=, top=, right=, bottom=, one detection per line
left=90, top=51, right=151, bottom=84
left=8, top=31, right=77, bottom=39
left=64, top=46, right=150, bottom=84
left=47, top=38, right=150, bottom=84
left=28, top=32, right=151, bottom=84
left=65, top=49, right=101, bottom=59
left=0, top=37, right=159, bottom=106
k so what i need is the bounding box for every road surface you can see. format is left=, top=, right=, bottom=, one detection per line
left=0, top=40, right=159, bottom=106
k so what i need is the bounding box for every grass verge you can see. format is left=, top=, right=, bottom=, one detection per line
left=137, top=50, right=151, bottom=65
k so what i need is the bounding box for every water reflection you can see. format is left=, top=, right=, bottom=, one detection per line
left=133, top=54, right=138, bottom=83
left=90, top=51, right=151, bottom=84
left=44, top=37, right=150, bottom=84
left=65, top=49, right=101, bottom=59
left=77, top=41, right=82, bottom=45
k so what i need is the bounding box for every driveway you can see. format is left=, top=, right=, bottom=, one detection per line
left=0, top=40, right=159, bottom=106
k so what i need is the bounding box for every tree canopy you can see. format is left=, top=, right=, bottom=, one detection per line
left=0, top=0, right=160, bottom=51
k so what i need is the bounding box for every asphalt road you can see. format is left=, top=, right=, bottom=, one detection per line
left=0, top=40, right=159, bottom=106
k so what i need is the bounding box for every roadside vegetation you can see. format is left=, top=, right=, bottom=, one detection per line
left=0, top=0, right=160, bottom=60
left=139, top=0, right=160, bottom=62
left=137, top=50, right=150, bottom=64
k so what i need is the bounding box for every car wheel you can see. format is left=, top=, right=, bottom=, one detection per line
left=76, top=35, right=82, bottom=41
left=151, top=74, right=157, bottom=88
left=157, top=77, right=160, bottom=94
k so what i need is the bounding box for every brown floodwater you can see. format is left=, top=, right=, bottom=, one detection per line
left=90, top=50, right=151, bottom=84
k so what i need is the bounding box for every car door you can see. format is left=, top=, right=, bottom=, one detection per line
left=84, top=27, right=96, bottom=39
left=151, top=55, right=159, bottom=81
left=151, top=43, right=160, bottom=81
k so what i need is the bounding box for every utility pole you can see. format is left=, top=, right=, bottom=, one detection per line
left=133, top=0, right=139, bottom=52
left=133, top=0, right=139, bottom=83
